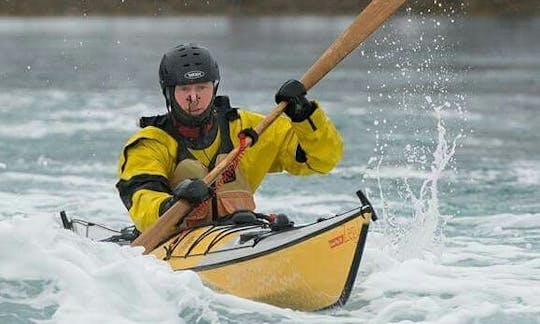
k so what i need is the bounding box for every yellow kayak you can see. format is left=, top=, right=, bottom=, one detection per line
left=60, top=190, right=375, bottom=311
left=150, top=191, right=375, bottom=311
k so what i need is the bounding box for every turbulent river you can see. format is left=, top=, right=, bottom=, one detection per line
left=1, top=14, right=539, bottom=324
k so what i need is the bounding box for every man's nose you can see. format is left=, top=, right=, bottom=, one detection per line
left=187, top=91, right=198, bottom=102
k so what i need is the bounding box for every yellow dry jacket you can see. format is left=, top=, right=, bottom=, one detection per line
left=117, top=96, right=343, bottom=231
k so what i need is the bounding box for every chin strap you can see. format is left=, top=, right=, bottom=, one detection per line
left=167, top=87, right=217, bottom=128
left=164, top=87, right=172, bottom=113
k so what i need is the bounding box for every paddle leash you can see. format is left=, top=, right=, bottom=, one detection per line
left=132, top=0, right=408, bottom=254
left=189, top=133, right=250, bottom=222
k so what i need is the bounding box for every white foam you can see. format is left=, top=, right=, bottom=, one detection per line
left=332, top=165, right=435, bottom=180
left=1, top=171, right=110, bottom=187
left=351, top=222, right=540, bottom=323
left=512, top=160, right=540, bottom=186
left=0, top=215, right=200, bottom=323
left=0, top=89, right=157, bottom=139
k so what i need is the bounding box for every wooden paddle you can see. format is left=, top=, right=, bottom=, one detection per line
left=132, top=0, right=407, bottom=254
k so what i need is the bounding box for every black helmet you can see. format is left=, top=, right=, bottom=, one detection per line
left=158, top=43, right=220, bottom=127
left=159, top=43, right=220, bottom=92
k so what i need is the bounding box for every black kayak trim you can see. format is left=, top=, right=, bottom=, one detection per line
left=326, top=222, right=370, bottom=310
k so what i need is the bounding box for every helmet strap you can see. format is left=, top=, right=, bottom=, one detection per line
left=213, top=80, right=220, bottom=96
left=164, top=87, right=172, bottom=112
left=167, top=86, right=216, bottom=128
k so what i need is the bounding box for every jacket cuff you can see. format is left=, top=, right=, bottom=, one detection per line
left=291, top=101, right=326, bottom=134
left=158, top=195, right=176, bottom=216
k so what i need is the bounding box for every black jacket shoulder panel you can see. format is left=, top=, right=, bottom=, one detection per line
left=214, top=96, right=240, bottom=121
left=139, top=114, right=170, bottom=129
left=136, top=97, right=238, bottom=166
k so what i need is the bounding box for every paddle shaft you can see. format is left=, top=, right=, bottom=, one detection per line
left=132, top=0, right=407, bottom=254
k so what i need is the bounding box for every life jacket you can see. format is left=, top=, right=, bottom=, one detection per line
left=139, top=96, right=255, bottom=225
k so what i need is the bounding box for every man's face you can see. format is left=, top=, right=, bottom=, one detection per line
left=174, top=81, right=214, bottom=116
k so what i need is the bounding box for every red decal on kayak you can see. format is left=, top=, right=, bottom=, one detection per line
left=329, top=234, right=344, bottom=248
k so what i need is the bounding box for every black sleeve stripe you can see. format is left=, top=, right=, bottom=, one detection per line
left=120, top=138, right=143, bottom=173
left=306, top=116, right=317, bottom=131
left=295, top=144, right=308, bottom=163
left=116, top=174, right=171, bottom=210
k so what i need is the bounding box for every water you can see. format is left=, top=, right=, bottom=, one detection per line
left=1, top=14, right=539, bottom=323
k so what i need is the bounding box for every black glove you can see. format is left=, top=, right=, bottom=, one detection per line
left=173, top=179, right=212, bottom=203
left=275, top=79, right=316, bottom=122
left=159, top=179, right=213, bottom=216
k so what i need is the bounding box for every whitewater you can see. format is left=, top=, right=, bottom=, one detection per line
left=1, top=14, right=539, bottom=323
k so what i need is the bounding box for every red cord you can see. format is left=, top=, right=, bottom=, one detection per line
left=215, top=133, right=249, bottom=189
left=189, top=133, right=250, bottom=222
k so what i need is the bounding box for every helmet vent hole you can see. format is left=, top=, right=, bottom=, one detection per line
left=180, top=54, right=187, bottom=57
left=193, top=52, right=200, bottom=56
left=183, top=64, right=190, bottom=67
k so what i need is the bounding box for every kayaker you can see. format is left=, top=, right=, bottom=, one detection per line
left=116, top=42, right=343, bottom=232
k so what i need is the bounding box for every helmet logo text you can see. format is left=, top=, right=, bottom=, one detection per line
left=184, top=70, right=206, bottom=80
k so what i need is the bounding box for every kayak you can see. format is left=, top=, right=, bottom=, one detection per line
left=61, top=190, right=376, bottom=311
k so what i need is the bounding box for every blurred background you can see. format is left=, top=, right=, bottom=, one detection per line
left=0, top=0, right=539, bottom=16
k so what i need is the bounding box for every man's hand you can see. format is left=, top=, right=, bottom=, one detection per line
left=172, top=179, right=212, bottom=204
left=159, top=179, right=213, bottom=216
left=275, top=79, right=316, bottom=122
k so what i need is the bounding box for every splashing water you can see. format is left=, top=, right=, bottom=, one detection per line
left=371, top=97, right=461, bottom=261
left=398, top=99, right=460, bottom=260
left=359, top=4, right=467, bottom=262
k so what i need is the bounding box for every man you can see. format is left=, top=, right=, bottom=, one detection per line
left=117, top=43, right=343, bottom=232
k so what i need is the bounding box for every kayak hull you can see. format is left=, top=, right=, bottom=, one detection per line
left=151, top=208, right=372, bottom=311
